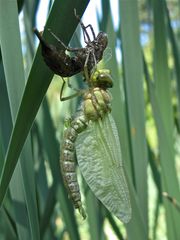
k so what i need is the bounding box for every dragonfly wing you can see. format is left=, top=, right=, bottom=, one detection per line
left=102, top=47, right=112, bottom=65
left=76, top=114, right=131, bottom=223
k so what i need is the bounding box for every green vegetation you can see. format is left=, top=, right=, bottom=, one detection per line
left=0, top=0, right=179, bottom=239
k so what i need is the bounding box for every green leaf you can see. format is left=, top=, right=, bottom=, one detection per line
left=85, top=184, right=105, bottom=240
left=106, top=212, right=124, bottom=240
left=0, top=0, right=89, bottom=205
left=164, top=0, right=180, bottom=130
left=152, top=0, right=180, bottom=238
left=0, top=1, right=39, bottom=239
left=119, top=0, right=148, bottom=237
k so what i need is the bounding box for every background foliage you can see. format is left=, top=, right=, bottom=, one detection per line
left=0, top=0, right=180, bottom=239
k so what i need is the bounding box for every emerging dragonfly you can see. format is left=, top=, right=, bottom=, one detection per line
left=34, top=10, right=108, bottom=79
left=60, top=68, right=132, bottom=223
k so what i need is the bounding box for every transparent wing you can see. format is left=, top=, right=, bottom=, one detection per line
left=75, top=113, right=131, bottom=223
left=102, top=47, right=112, bottom=65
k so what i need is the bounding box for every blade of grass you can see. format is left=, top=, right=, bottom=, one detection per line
left=0, top=63, right=12, bottom=169
left=119, top=0, right=148, bottom=237
left=125, top=177, right=147, bottom=239
left=164, top=0, right=180, bottom=130
left=148, top=146, right=162, bottom=200
left=0, top=138, right=17, bottom=239
left=0, top=0, right=89, bottom=205
left=39, top=186, right=56, bottom=238
left=106, top=212, right=124, bottom=240
left=152, top=194, right=161, bottom=240
left=23, top=0, right=40, bottom=67
left=143, top=54, right=163, bottom=204
left=0, top=1, right=40, bottom=239
left=0, top=64, right=31, bottom=239
left=152, top=0, right=180, bottom=238
left=85, top=187, right=103, bottom=240
left=10, top=170, right=32, bottom=239
left=0, top=208, right=17, bottom=239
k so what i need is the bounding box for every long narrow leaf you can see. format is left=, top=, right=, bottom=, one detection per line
left=119, top=0, right=148, bottom=238
left=0, top=0, right=89, bottom=205
left=152, top=0, right=180, bottom=238
left=0, top=1, right=40, bottom=239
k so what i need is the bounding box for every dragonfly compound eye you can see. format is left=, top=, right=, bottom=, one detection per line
left=91, top=69, right=113, bottom=89
left=97, top=73, right=113, bottom=88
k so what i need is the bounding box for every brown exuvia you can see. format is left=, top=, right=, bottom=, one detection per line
left=34, top=11, right=108, bottom=78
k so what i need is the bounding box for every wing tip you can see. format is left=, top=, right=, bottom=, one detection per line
left=117, top=209, right=132, bottom=223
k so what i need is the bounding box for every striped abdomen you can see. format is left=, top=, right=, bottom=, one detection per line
left=60, top=114, right=87, bottom=219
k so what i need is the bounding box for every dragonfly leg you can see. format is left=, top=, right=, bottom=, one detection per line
left=74, top=9, right=92, bottom=44
left=92, top=51, right=97, bottom=70
left=83, top=51, right=91, bottom=84
left=81, top=23, right=97, bottom=43
left=83, top=49, right=98, bottom=88
left=60, top=78, right=84, bottom=101
left=48, top=28, right=82, bottom=52
left=90, top=88, right=111, bottom=119
left=84, top=24, right=96, bottom=40
left=67, top=78, right=84, bottom=92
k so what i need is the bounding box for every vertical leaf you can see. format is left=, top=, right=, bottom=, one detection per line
left=119, top=0, right=148, bottom=238
left=152, top=0, right=180, bottom=238
left=0, top=0, right=40, bottom=239
left=0, top=0, right=89, bottom=211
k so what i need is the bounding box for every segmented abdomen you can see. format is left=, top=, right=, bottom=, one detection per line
left=60, top=114, right=87, bottom=219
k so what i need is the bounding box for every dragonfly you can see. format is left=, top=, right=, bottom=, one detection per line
left=60, top=68, right=132, bottom=223
left=34, top=10, right=108, bottom=80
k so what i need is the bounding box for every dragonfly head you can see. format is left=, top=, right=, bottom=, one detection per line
left=91, top=69, right=113, bottom=89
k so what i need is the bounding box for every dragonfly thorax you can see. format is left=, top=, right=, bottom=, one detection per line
left=83, top=87, right=111, bottom=121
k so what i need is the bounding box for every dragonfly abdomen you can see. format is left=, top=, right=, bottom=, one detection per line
left=60, top=115, right=87, bottom=219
